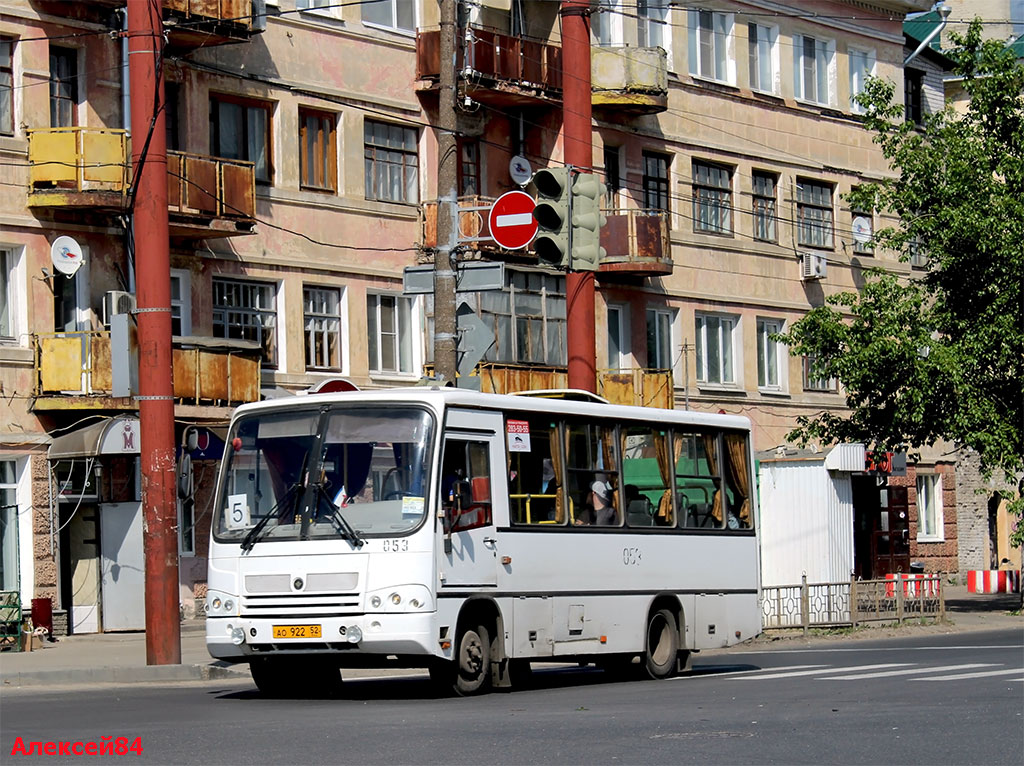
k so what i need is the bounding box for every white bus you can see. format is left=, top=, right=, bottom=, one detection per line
left=206, top=388, right=761, bottom=696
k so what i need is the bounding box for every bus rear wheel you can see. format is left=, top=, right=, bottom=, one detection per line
left=644, top=609, right=679, bottom=680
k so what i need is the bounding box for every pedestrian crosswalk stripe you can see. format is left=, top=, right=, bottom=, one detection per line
left=820, top=663, right=996, bottom=680
left=673, top=664, right=825, bottom=680
left=911, top=667, right=1023, bottom=682
left=733, top=663, right=909, bottom=680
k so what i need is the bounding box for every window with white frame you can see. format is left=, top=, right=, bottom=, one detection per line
left=692, top=160, right=732, bottom=234
left=802, top=353, right=836, bottom=391
left=1, top=248, right=16, bottom=343
left=367, top=293, right=415, bottom=374
left=362, top=0, right=415, bottom=33
left=916, top=473, right=944, bottom=541
left=1, top=36, right=14, bottom=136
left=849, top=47, right=875, bottom=113
left=608, top=303, right=630, bottom=371
left=793, top=34, right=836, bottom=106
left=297, top=0, right=339, bottom=18
left=695, top=312, right=737, bottom=385
left=646, top=307, right=674, bottom=371
left=0, top=459, right=19, bottom=592
left=796, top=178, right=834, bottom=248
left=212, top=278, right=278, bottom=366
left=304, top=285, right=343, bottom=371
left=688, top=9, right=734, bottom=84
left=169, top=268, right=191, bottom=337
left=593, top=0, right=623, bottom=46
left=748, top=22, right=779, bottom=94
left=364, top=119, right=419, bottom=204
left=638, top=0, right=670, bottom=50
left=756, top=318, right=785, bottom=390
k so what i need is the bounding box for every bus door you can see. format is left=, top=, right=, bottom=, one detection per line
left=438, top=409, right=502, bottom=588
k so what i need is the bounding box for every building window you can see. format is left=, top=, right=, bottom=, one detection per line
left=1, top=37, right=14, bottom=136
left=849, top=47, right=875, bottom=113
left=0, top=459, right=18, bottom=591
left=851, top=202, right=873, bottom=255
left=638, top=0, right=669, bottom=49
left=165, top=82, right=181, bottom=152
left=646, top=308, right=674, bottom=370
left=607, top=303, right=629, bottom=371
left=687, top=10, right=734, bottom=83
left=916, top=473, right=944, bottom=541
left=1, top=249, right=14, bottom=342
left=299, top=108, right=337, bottom=193
left=752, top=171, right=777, bottom=242
left=304, top=286, right=342, bottom=371
left=796, top=178, right=834, bottom=249
left=603, top=145, right=621, bottom=208
left=593, top=0, right=622, bottom=47
left=362, top=0, right=415, bottom=32
left=458, top=138, right=480, bottom=196
left=642, top=151, right=670, bottom=213
left=756, top=318, right=785, bottom=390
left=692, top=160, right=732, bottom=234
left=169, top=268, right=191, bottom=336
left=748, top=23, right=778, bottom=94
left=367, top=293, right=414, bottom=374
left=210, top=94, right=272, bottom=183
left=49, top=46, right=77, bottom=127
left=212, top=278, right=278, bottom=366
left=695, top=313, right=737, bottom=385
left=794, top=34, right=835, bottom=106
left=469, top=270, right=565, bottom=366
left=298, top=0, right=338, bottom=17
left=905, top=68, right=924, bottom=124
left=802, top=354, right=836, bottom=391
left=364, top=119, right=419, bottom=204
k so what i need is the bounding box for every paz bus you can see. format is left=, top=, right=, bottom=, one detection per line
left=205, top=387, right=761, bottom=696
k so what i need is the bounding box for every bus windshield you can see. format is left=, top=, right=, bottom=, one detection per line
left=215, top=406, right=434, bottom=544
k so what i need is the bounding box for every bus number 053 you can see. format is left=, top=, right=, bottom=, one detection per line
left=383, top=539, right=408, bottom=552
left=623, top=547, right=641, bottom=566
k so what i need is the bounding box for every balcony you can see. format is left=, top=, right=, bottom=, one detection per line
left=591, top=47, right=669, bottom=115
left=416, top=27, right=562, bottom=107
left=433, top=363, right=674, bottom=409
left=27, top=128, right=256, bottom=239
left=598, top=209, right=673, bottom=277
left=32, top=332, right=261, bottom=411
left=34, top=0, right=261, bottom=50
left=420, top=196, right=535, bottom=261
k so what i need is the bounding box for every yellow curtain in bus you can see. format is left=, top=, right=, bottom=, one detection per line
left=702, top=433, right=723, bottom=523
left=652, top=431, right=679, bottom=525
left=724, top=433, right=751, bottom=526
left=549, top=425, right=564, bottom=523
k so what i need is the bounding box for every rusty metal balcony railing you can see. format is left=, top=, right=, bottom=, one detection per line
left=600, top=208, right=673, bottom=276
left=167, top=151, right=256, bottom=219
left=33, top=332, right=261, bottom=406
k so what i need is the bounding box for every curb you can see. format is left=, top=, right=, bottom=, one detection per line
left=0, top=663, right=248, bottom=689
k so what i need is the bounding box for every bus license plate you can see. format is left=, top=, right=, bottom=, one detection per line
left=272, top=624, right=322, bottom=639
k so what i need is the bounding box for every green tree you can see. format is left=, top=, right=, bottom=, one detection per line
left=779, top=21, right=1024, bottom=545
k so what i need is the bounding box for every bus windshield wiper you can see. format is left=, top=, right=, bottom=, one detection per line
left=240, top=482, right=301, bottom=553
left=310, top=482, right=365, bottom=548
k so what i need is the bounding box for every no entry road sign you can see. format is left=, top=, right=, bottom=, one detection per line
left=488, top=190, right=538, bottom=250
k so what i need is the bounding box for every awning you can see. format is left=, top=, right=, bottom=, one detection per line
left=48, top=416, right=141, bottom=460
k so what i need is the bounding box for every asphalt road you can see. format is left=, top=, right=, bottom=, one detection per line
left=1, top=628, right=1020, bottom=765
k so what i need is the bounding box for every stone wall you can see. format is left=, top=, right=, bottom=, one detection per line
left=955, top=450, right=993, bottom=573
left=29, top=453, right=58, bottom=604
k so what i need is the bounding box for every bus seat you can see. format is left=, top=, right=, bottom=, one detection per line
left=627, top=498, right=653, bottom=526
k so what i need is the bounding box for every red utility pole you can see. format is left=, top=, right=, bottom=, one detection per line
left=560, top=0, right=596, bottom=392
left=127, top=0, right=181, bottom=665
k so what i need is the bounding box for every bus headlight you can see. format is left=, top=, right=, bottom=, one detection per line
left=207, top=591, right=238, bottom=616
left=370, top=595, right=381, bottom=608
left=390, top=593, right=402, bottom=606
left=365, top=585, right=431, bottom=612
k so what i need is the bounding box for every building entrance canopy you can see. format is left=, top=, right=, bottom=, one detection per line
left=48, top=416, right=141, bottom=460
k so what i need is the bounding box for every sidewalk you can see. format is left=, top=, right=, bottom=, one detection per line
left=1, top=586, right=1019, bottom=690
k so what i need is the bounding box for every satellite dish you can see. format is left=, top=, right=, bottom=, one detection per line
left=50, top=236, right=84, bottom=276
left=851, top=216, right=872, bottom=245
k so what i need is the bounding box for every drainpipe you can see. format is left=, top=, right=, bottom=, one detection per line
left=905, top=3, right=951, bottom=66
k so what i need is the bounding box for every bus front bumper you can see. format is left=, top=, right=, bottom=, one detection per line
left=206, top=613, right=441, bottom=663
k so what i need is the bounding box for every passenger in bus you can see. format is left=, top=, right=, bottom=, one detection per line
left=575, top=478, right=617, bottom=526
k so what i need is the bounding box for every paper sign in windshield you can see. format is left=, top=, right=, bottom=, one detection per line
left=226, top=494, right=250, bottom=530
left=507, top=420, right=531, bottom=452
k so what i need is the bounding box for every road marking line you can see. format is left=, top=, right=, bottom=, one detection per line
left=733, top=663, right=909, bottom=680
left=821, top=663, right=996, bottom=680
left=496, top=213, right=534, bottom=227
left=911, top=667, right=1023, bottom=681
left=733, top=644, right=1022, bottom=655
left=674, top=665, right=824, bottom=680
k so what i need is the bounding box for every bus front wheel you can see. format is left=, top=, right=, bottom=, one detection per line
left=644, top=609, right=679, bottom=680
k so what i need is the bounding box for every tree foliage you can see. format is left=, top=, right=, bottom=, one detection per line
left=779, top=22, right=1024, bottom=542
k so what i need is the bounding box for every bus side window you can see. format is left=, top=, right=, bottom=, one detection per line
left=442, top=439, right=493, bottom=532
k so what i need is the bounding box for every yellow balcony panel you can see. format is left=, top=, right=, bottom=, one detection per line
left=27, top=128, right=129, bottom=209
left=591, top=47, right=669, bottom=115
left=39, top=335, right=85, bottom=393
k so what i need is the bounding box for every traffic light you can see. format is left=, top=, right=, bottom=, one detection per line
left=570, top=172, right=606, bottom=271
left=532, top=167, right=571, bottom=267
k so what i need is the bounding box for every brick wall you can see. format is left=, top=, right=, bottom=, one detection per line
left=955, top=450, right=993, bottom=573
left=891, top=462, right=959, bottom=574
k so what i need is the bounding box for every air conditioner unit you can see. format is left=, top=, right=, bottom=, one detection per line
left=103, top=290, right=136, bottom=326
left=801, top=252, right=827, bottom=281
